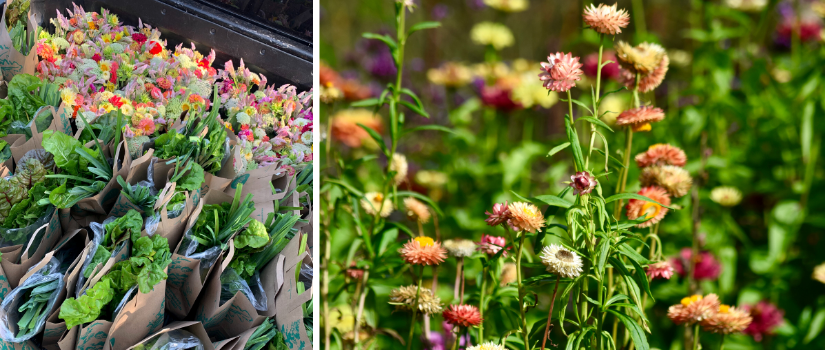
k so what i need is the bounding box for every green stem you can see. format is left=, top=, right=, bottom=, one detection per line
left=516, top=232, right=530, bottom=350
left=567, top=90, right=578, bottom=172
left=586, top=35, right=605, bottom=169
left=693, top=324, right=701, bottom=350
left=479, top=265, right=487, bottom=341
left=631, top=0, right=648, bottom=38
left=595, top=272, right=605, bottom=350
left=407, top=266, right=424, bottom=350
left=720, top=334, right=725, bottom=350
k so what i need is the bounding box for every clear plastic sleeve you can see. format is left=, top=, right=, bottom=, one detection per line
left=0, top=258, right=64, bottom=342
left=187, top=246, right=222, bottom=281
left=0, top=206, right=55, bottom=251
left=134, top=329, right=204, bottom=350
left=74, top=217, right=116, bottom=297
left=112, top=286, right=138, bottom=320
left=219, top=268, right=267, bottom=311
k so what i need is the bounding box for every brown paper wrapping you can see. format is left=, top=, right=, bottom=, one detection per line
left=8, top=104, right=73, bottom=165
left=0, top=7, right=38, bottom=81
left=42, top=230, right=91, bottom=350
left=107, top=149, right=157, bottom=218
left=224, top=164, right=290, bottom=223
left=0, top=210, right=62, bottom=289
left=273, top=232, right=312, bottom=349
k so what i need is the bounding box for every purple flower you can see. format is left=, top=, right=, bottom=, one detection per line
left=743, top=301, right=784, bottom=342
left=570, top=171, right=597, bottom=195
left=484, top=202, right=510, bottom=226
left=670, top=248, right=721, bottom=281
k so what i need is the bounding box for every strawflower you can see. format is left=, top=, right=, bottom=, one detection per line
left=484, top=202, right=510, bottom=226
left=443, top=239, right=477, bottom=258
left=389, top=285, right=443, bottom=315
left=391, top=153, right=409, bottom=185
left=671, top=248, right=722, bottom=281
left=640, top=165, right=692, bottom=197
left=477, top=234, right=508, bottom=257
left=625, top=186, right=671, bottom=227
left=403, top=197, right=431, bottom=224
left=361, top=192, right=393, bottom=217
left=399, top=237, right=448, bottom=266
left=483, top=0, right=528, bottom=12
left=442, top=304, right=483, bottom=327
left=470, top=22, right=514, bottom=50
left=645, top=261, right=675, bottom=280
left=539, top=52, right=584, bottom=92
left=710, top=186, right=743, bottom=207
left=635, top=144, right=687, bottom=167
left=701, top=305, right=753, bottom=334
left=539, top=244, right=583, bottom=278
left=616, top=106, right=665, bottom=132
left=569, top=171, right=597, bottom=195
left=742, top=301, right=784, bottom=342
left=467, top=342, right=506, bottom=350
left=814, top=262, right=825, bottom=284
left=582, top=3, right=630, bottom=35
left=667, top=294, right=721, bottom=325
left=507, top=201, right=545, bottom=233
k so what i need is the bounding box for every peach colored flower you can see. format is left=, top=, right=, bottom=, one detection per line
left=616, top=106, right=665, bottom=132
left=507, top=202, right=545, bottom=233
left=640, top=165, right=693, bottom=197
left=622, top=54, right=669, bottom=93
left=389, top=285, right=443, bottom=315
left=668, top=294, right=721, bottom=325
left=361, top=192, right=393, bottom=217
left=626, top=186, right=671, bottom=228
left=399, top=237, right=447, bottom=266
left=635, top=144, right=687, bottom=167
left=442, top=304, right=483, bottom=327
left=701, top=305, right=753, bottom=334
left=403, top=197, right=431, bottom=224
left=539, top=52, right=583, bottom=92
left=615, top=41, right=666, bottom=75
left=331, top=109, right=383, bottom=148
left=582, top=3, right=630, bottom=35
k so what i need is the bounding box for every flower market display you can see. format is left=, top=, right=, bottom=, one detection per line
left=0, top=3, right=313, bottom=350
left=321, top=0, right=825, bottom=350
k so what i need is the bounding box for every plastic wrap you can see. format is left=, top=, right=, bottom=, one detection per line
left=187, top=246, right=222, bottom=281
left=219, top=268, right=267, bottom=311
left=0, top=258, right=64, bottom=342
left=166, top=202, right=185, bottom=220
left=74, top=217, right=116, bottom=297
left=145, top=213, right=161, bottom=237
left=133, top=329, right=204, bottom=350
left=299, top=263, right=312, bottom=287
left=178, top=229, right=198, bottom=257
left=112, top=286, right=138, bottom=319
left=0, top=206, right=55, bottom=250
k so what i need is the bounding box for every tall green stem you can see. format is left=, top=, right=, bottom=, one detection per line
left=719, top=334, right=726, bottom=350
left=587, top=34, right=605, bottom=169
left=568, top=90, right=578, bottom=172
left=407, top=266, right=423, bottom=350
left=516, top=232, right=530, bottom=350
left=479, top=265, right=487, bottom=341
left=693, top=324, right=701, bottom=350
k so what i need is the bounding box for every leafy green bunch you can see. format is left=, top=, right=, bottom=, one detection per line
left=116, top=176, right=158, bottom=217
left=13, top=275, right=59, bottom=338
left=5, top=0, right=36, bottom=55
left=189, top=184, right=255, bottom=253
left=229, top=212, right=300, bottom=279
left=155, top=89, right=226, bottom=174
left=245, top=318, right=278, bottom=350
left=0, top=74, right=60, bottom=137
left=0, top=157, right=54, bottom=228
left=60, top=209, right=171, bottom=329
left=83, top=210, right=143, bottom=279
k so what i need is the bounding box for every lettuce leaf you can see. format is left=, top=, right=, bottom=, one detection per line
left=104, top=210, right=143, bottom=247
left=42, top=130, right=81, bottom=174
left=59, top=278, right=114, bottom=329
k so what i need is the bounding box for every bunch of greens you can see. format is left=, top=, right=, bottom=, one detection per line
left=0, top=157, right=55, bottom=230
left=229, top=212, right=300, bottom=279
left=116, top=176, right=158, bottom=217
left=4, top=0, right=36, bottom=55
left=83, top=210, right=143, bottom=279
left=162, top=160, right=205, bottom=214
left=41, top=114, right=115, bottom=209
left=14, top=277, right=59, bottom=338
left=155, top=90, right=226, bottom=174
left=0, top=74, right=60, bottom=137
left=60, top=210, right=171, bottom=329
left=0, top=140, right=9, bottom=166
left=245, top=318, right=277, bottom=350
left=267, top=329, right=288, bottom=350
left=188, top=184, right=255, bottom=254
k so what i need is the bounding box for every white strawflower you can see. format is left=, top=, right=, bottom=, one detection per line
left=539, top=244, right=583, bottom=278
left=710, top=186, right=742, bottom=207
left=443, top=239, right=477, bottom=258
left=361, top=192, right=393, bottom=217
left=390, top=153, right=408, bottom=185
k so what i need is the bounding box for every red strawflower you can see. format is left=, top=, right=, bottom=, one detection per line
left=149, top=41, right=162, bottom=55
left=91, top=53, right=102, bottom=62
left=742, top=301, right=784, bottom=342
left=442, top=305, right=483, bottom=328
left=109, top=96, right=124, bottom=108
left=485, top=201, right=511, bottom=226
left=132, top=33, right=147, bottom=44
left=670, top=248, right=721, bottom=281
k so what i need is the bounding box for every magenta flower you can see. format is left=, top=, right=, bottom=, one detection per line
left=476, top=234, right=508, bottom=257
left=539, top=52, right=584, bottom=92
left=645, top=261, right=675, bottom=280
left=570, top=171, right=597, bottom=195
left=670, top=248, right=721, bottom=281
left=742, top=301, right=784, bottom=342
left=485, top=201, right=511, bottom=226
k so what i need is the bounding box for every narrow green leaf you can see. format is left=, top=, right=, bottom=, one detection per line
left=564, top=117, right=585, bottom=171
left=356, top=123, right=389, bottom=157
left=401, top=124, right=455, bottom=137
left=362, top=33, right=397, bottom=49
left=547, top=142, right=570, bottom=157
left=577, top=117, right=614, bottom=132
left=606, top=309, right=649, bottom=350
left=350, top=98, right=381, bottom=107
left=407, top=21, right=441, bottom=35
left=398, top=100, right=429, bottom=118
left=597, top=239, right=611, bottom=278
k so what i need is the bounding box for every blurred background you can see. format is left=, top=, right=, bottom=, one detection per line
left=320, top=0, right=825, bottom=349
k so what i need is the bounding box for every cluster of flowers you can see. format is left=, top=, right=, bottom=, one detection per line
left=668, top=293, right=785, bottom=341
left=34, top=4, right=313, bottom=169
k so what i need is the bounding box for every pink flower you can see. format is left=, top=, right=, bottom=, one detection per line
left=670, top=248, right=721, bottom=281
left=742, top=301, right=784, bottom=342
left=484, top=202, right=510, bottom=226
left=539, top=52, right=584, bottom=92
left=476, top=234, right=508, bottom=257
left=570, top=171, right=597, bottom=195
left=646, top=261, right=675, bottom=280
left=583, top=51, right=621, bottom=80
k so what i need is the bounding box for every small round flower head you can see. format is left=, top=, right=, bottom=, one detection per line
left=701, top=305, right=753, bottom=334
left=616, top=106, right=665, bottom=132
left=615, top=41, right=666, bottom=75
left=671, top=248, right=722, bottom=281
left=640, top=165, right=693, bottom=197
left=710, top=186, right=743, bottom=207
left=443, top=239, right=477, bottom=258
left=399, top=237, right=448, bottom=266
left=442, top=304, right=483, bottom=327
left=485, top=201, right=511, bottom=226
left=477, top=234, right=508, bottom=257
left=539, top=244, right=584, bottom=278
left=389, top=285, right=443, bottom=315
left=635, top=144, right=688, bottom=168
left=471, top=22, right=514, bottom=50
left=570, top=171, right=597, bottom=195
left=667, top=294, right=721, bottom=325
left=645, top=261, right=675, bottom=280
left=390, top=153, right=408, bottom=185
left=427, top=62, right=473, bottom=87
left=483, top=0, right=528, bottom=12
left=539, top=52, right=584, bottom=92
left=331, top=109, right=383, bottom=148
left=582, top=3, right=630, bottom=35
left=507, top=202, right=545, bottom=233
left=813, top=262, right=825, bottom=284
left=626, top=186, right=671, bottom=228
left=467, top=342, right=506, bottom=350
left=403, top=197, right=431, bottom=224
left=500, top=262, right=517, bottom=286
left=346, top=262, right=365, bottom=279
left=622, top=54, right=669, bottom=93
left=742, top=301, right=784, bottom=342
left=361, top=192, right=393, bottom=217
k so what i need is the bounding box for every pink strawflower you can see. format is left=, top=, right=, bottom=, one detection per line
left=485, top=202, right=511, bottom=226
left=399, top=237, right=448, bottom=266
left=742, top=301, right=784, bottom=342
left=621, top=55, right=669, bottom=93
left=668, top=294, right=721, bottom=325
left=616, top=106, right=665, bottom=132
left=582, top=3, right=630, bottom=35
left=646, top=261, right=675, bottom=280
left=625, top=186, right=671, bottom=228
left=442, top=305, right=483, bottom=328
left=539, top=52, right=584, bottom=92
left=635, top=144, right=687, bottom=168
left=476, top=234, right=508, bottom=257
left=570, top=171, right=597, bottom=195
left=670, top=248, right=721, bottom=281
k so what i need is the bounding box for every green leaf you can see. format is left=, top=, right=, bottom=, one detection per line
left=42, top=130, right=81, bottom=174
left=532, top=194, right=574, bottom=209
left=407, top=21, right=441, bottom=35
left=59, top=279, right=114, bottom=329
left=401, top=124, right=455, bottom=137
left=362, top=33, right=397, bottom=50
left=547, top=142, right=570, bottom=157
left=604, top=193, right=674, bottom=209
left=577, top=117, right=614, bottom=132
left=617, top=244, right=653, bottom=265
left=349, top=98, right=381, bottom=108
left=235, top=219, right=270, bottom=249
left=805, top=307, right=825, bottom=344
left=597, top=239, right=611, bottom=278
left=564, top=117, right=585, bottom=171
left=356, top=123, right=389, bottom=157
left=606, top=309, right=649, bottom=350
left=178, top=162, right=205, bottom=192
left=561, top=98, right=594, bottom=116
left=398, top=100, right=429, bottom=118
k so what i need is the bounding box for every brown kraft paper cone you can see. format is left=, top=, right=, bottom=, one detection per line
left=107, top=149, right=157, bottom=218
left=126, top=321, right=215, bottom=350
left=152, top=183, right=195, bottom=254
left=42, top=230, right=91, bottom=350
left=9, top=104, right=73, bottom=165
left=0, top=8, right=38, bottom=81
left=225, top=163, right=291, bottom=223
left=0, top=212, right=63, bottom=289
left=273, top=233, right=312, bottom=349
left=73, top=140, right=133, bottom=215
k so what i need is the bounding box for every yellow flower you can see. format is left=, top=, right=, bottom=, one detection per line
left=120, top=103, right=135, bottom=116
left=511, top=69, right=558, bottom=109
left=414, top=236, right=435, bottom=247
left=483, top=0, right=528, bottom=12
left=100, top=103, right=116, bottom=113
left=60, top=89, right=77, bottom=107
left=471, top=22, right=514, bottom=50
left=427, top=62, right=472, bottom=87
left=87, top=21, right=96, bottom=30
left=101, top=34, right=111, bottom=43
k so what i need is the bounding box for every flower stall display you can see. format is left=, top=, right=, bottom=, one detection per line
left=0, top=3, right=312, bottom=350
